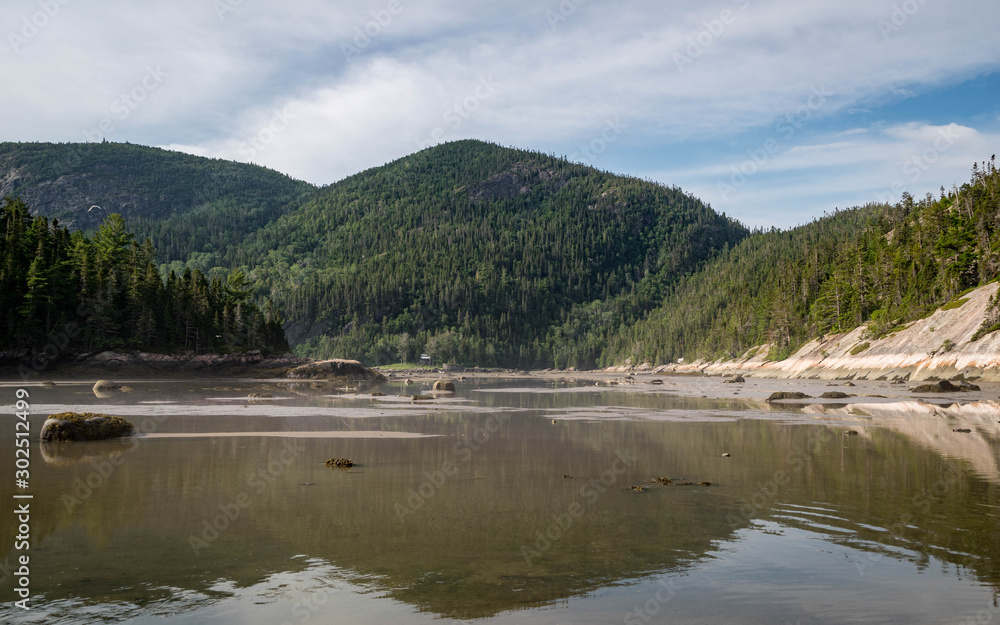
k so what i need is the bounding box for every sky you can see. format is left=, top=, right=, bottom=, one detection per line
left=2, top=0, right=999, bottom=228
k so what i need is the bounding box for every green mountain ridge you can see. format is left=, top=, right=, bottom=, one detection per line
left=2, top=140, right=997, bottom=370
left=0, top=141, right=316, bottom=261
left=237, top=140, right=748, bottom=367
left=606, top=158, right=1000, bottom=365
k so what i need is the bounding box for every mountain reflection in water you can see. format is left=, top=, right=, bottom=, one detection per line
left=1, top=378, right=998, bottom=624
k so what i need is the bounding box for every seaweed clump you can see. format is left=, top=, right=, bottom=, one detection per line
left=326, top=458, right=355, bottom=469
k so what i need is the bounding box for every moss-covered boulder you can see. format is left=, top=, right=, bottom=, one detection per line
left=40, top=412, right=135, bottom=442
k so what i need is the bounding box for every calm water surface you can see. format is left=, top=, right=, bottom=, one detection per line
left=1, top=376, right=999, bottom=624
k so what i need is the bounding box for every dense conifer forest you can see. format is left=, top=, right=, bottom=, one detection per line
left=0, top=197, right=288, bottom=355
left=234, top=140, right=748, bottom=367
left=605, top=157, right=1000, bottom=365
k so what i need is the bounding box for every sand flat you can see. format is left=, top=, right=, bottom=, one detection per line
left=138, top=430, right=437, bottom=439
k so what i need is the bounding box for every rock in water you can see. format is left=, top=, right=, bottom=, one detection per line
left=911, top=380, right=973, bottom=393
left=765, top=391, right=812, bottom=402
left=722, top=375, right=745, bottom=384
left=40, top=412, right=135, bottom=442
left=286, top=359, right=386, bottom=387
left=92, top=380, right=123, bottom=398
left=433, top=380, right=456, bottom=392
left=820, top=391, right=851, bottom=399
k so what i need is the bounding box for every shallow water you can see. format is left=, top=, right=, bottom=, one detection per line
left=2, top=377, right=999, bottom=624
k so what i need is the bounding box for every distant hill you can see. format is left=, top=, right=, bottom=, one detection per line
left=0, top=141, right=316, bottom=261
left=236, top=140, right=750, bottom=367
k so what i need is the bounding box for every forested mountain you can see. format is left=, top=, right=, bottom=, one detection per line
left=605, top=158, right=1000, bottom=365
left=0, top=141, right=315, bottom=261
left=237, top=140, right=749, bottom=367
left=4, top=139, right=995, bottom=370
left=0, top=198, right=288, bottom=356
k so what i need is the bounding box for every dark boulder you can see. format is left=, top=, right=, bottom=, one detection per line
left=765, top=391, right=812, bottom=402
left=911, top=380, right=969, bottom=393
left=286, top=359, right=386, bottom=387
left=820, top=391, right=852, bottom=399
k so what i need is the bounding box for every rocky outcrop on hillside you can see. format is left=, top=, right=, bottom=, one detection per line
left=466, top=162, right=567, bottom=203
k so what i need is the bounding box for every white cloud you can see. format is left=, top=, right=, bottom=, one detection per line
left=655, top=122, right=1000, bottom=227
left=2, top=0, right=1000, bottom=225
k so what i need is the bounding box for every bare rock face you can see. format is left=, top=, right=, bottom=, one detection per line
left=40, top=412, right=135, bottom=442
left=286, top=359, right=386, bottom=387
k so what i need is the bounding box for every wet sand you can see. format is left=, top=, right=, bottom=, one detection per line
left=7, top=368, right=999, bottom=407
left=138, top=431, right=437, bottom=439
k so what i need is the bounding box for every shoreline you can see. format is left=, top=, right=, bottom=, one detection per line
left=609, top=281, right=1000, bottom=383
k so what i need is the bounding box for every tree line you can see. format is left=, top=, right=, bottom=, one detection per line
left=0, top=197, right=288, bottom=356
